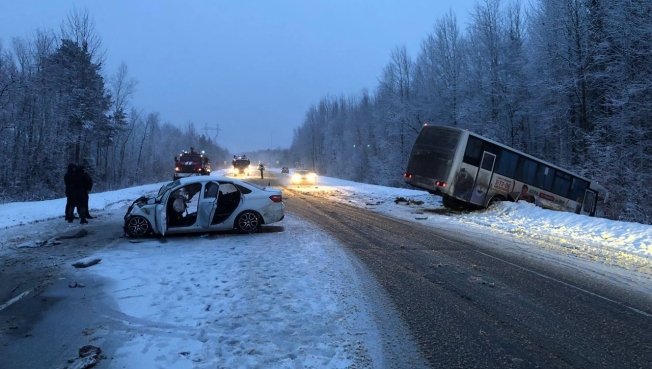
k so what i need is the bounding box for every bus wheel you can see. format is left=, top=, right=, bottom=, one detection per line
left=442, top=195, right=464, bottom=210
left=488, top=195, right=505, bottom=208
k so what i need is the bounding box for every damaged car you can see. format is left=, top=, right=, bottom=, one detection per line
left=124, top=176, right=285, bottom=237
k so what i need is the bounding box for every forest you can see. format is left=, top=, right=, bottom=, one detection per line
left=289, top=0, right=652, bottom=224
left=0, top=9, right=231, bottom=202
left=1, top=1, right=650, bottom=224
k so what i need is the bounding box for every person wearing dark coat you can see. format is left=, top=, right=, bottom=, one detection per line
left=79, top=166, right=94, bottom=219
left=66, top=166, right=91, bottom=224
left=64, top=164, right=76, bottom=221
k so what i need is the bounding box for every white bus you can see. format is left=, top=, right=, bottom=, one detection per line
left=403, top=125, right=608, bottom=216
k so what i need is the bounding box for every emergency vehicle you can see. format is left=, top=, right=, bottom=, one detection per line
left=232, top=155, right=251, bottom=176
left=173, top=147, right=211, bottom=181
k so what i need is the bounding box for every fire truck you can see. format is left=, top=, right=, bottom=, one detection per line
left=173, top=147, right=211, bottom=181
left=232, top=155, right=251, bottom=176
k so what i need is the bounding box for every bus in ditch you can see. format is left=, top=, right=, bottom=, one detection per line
left=403, top=125, right=608, bottom=216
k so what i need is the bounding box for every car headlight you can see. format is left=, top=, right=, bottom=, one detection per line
left=292, top=174, right=300, bottom=181
left=308, top=174, right=317, bottom=181
left=175, top=167, right=180, bottom=172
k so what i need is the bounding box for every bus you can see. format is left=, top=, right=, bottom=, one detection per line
left=403, top=125, right=608, bottom=216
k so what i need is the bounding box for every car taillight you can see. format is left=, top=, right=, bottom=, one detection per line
left=269, top=195, right=282, bottom=203
left=404, top=172, right=412, bottom=179
left=435, top=181, right=447, bottom=187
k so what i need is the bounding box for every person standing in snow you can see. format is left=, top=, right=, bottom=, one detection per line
left=67, top=166, right=91, bottom=224
left=79, top=166, right=94, bottom=219
left=64, top=163, right=76, bottom=221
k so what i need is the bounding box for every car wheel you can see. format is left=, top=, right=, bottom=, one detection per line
left=126, top=216, right=152, bottom=237
left=236, top=211, right=261, bottom=233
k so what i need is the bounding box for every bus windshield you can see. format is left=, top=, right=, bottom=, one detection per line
left=406, top=126, right=461, bottom=181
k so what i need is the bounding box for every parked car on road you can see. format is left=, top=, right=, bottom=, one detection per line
left=124, top=176, right=284, bottom=237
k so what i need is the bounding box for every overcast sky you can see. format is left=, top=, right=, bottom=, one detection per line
left=0, top=0, right=476, bottom=153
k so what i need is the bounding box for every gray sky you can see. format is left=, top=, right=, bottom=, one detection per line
left=0, top=0, right=476, bottom=153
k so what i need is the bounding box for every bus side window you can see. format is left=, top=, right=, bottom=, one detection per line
left=495, top=150, right=518, bottom=178
left=515, top=157, right=538, bottom=185
left=570, top=178, right=589, bottom=202
left=535, top=165, right=555, bottom=191
left=551, top=171, right=572, bottom=198
left=482, top=142, right=499, bottom=155
left=463, top=136, right=483, bottom=166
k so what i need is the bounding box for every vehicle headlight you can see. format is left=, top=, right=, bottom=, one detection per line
left=292, top=174, right=300, bottom=182
left=175, top=167, right=180, bottom=171
left=308, top=174, right=317, bottom=181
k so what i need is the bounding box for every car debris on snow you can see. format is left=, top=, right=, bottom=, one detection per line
left=60, top=229, right=89, bottom=239
left=59, top=345, right=104, bottom=369
left=72, top=258, right=101, bottom=269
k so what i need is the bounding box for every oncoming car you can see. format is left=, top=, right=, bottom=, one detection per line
left=281, top=167, right=290, bottom=174
left=124, top=176, right=285, bottom=237
left=291, top=169, right=317, bottom=184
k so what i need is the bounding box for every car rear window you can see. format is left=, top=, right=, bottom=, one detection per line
left=235, top=183, right=255, bottom=193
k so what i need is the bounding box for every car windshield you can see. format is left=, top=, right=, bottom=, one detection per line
left=295, top=170, right=309, bottom=174
left=157, top=180, right=180, bottom=200
left=180, top=155, right=202, bottom=162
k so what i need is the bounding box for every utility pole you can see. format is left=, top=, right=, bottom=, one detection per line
left=204, top=123, right=222, bottom=143
left=269, top=131, right=273, bottom=167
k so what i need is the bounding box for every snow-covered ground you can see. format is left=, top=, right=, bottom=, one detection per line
left=1, top=168, right=651, bottom=368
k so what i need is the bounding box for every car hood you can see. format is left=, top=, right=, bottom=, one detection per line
left=129, top=195, right=156, bottom=211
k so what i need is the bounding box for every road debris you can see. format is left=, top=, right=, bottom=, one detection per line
left=72, top=258, right=101, bottom=269
left=60, top=345, right=104, bottom=369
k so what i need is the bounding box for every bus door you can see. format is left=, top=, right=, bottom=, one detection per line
left=470, top=151, right=497, bottom=206
left=582, top=189, right=597, bottom=216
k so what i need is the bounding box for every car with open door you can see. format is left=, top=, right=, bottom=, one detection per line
left=123, top=176, right=284, bottom=237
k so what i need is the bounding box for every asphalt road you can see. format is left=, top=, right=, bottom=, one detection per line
left=3, top=173, right=651, bottom=368
left=253, top=173, right=652, bottom=369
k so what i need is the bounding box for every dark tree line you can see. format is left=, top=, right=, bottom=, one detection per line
left=289, top=0, right=652, bottom=224
left=0, top=9, right=230, bottom=202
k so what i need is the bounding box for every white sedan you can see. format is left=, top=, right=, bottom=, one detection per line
left=123, top=176, right=285, bottom=237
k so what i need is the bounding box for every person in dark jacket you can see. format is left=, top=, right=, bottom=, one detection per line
left=66, top=166, right=91, bottom=224
left=64, top=164, right=76, bottom=221
left=79, top=166, right=94, bottom=219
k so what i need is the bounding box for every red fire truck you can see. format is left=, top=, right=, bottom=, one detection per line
left=173, top=147, right=211, bottom=181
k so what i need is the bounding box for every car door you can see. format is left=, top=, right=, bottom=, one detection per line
left=211, top=182, right=243, bottom=227
left=156, top=187, right=172, bottom=236
left=199, top=181, right=220, bottom=228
